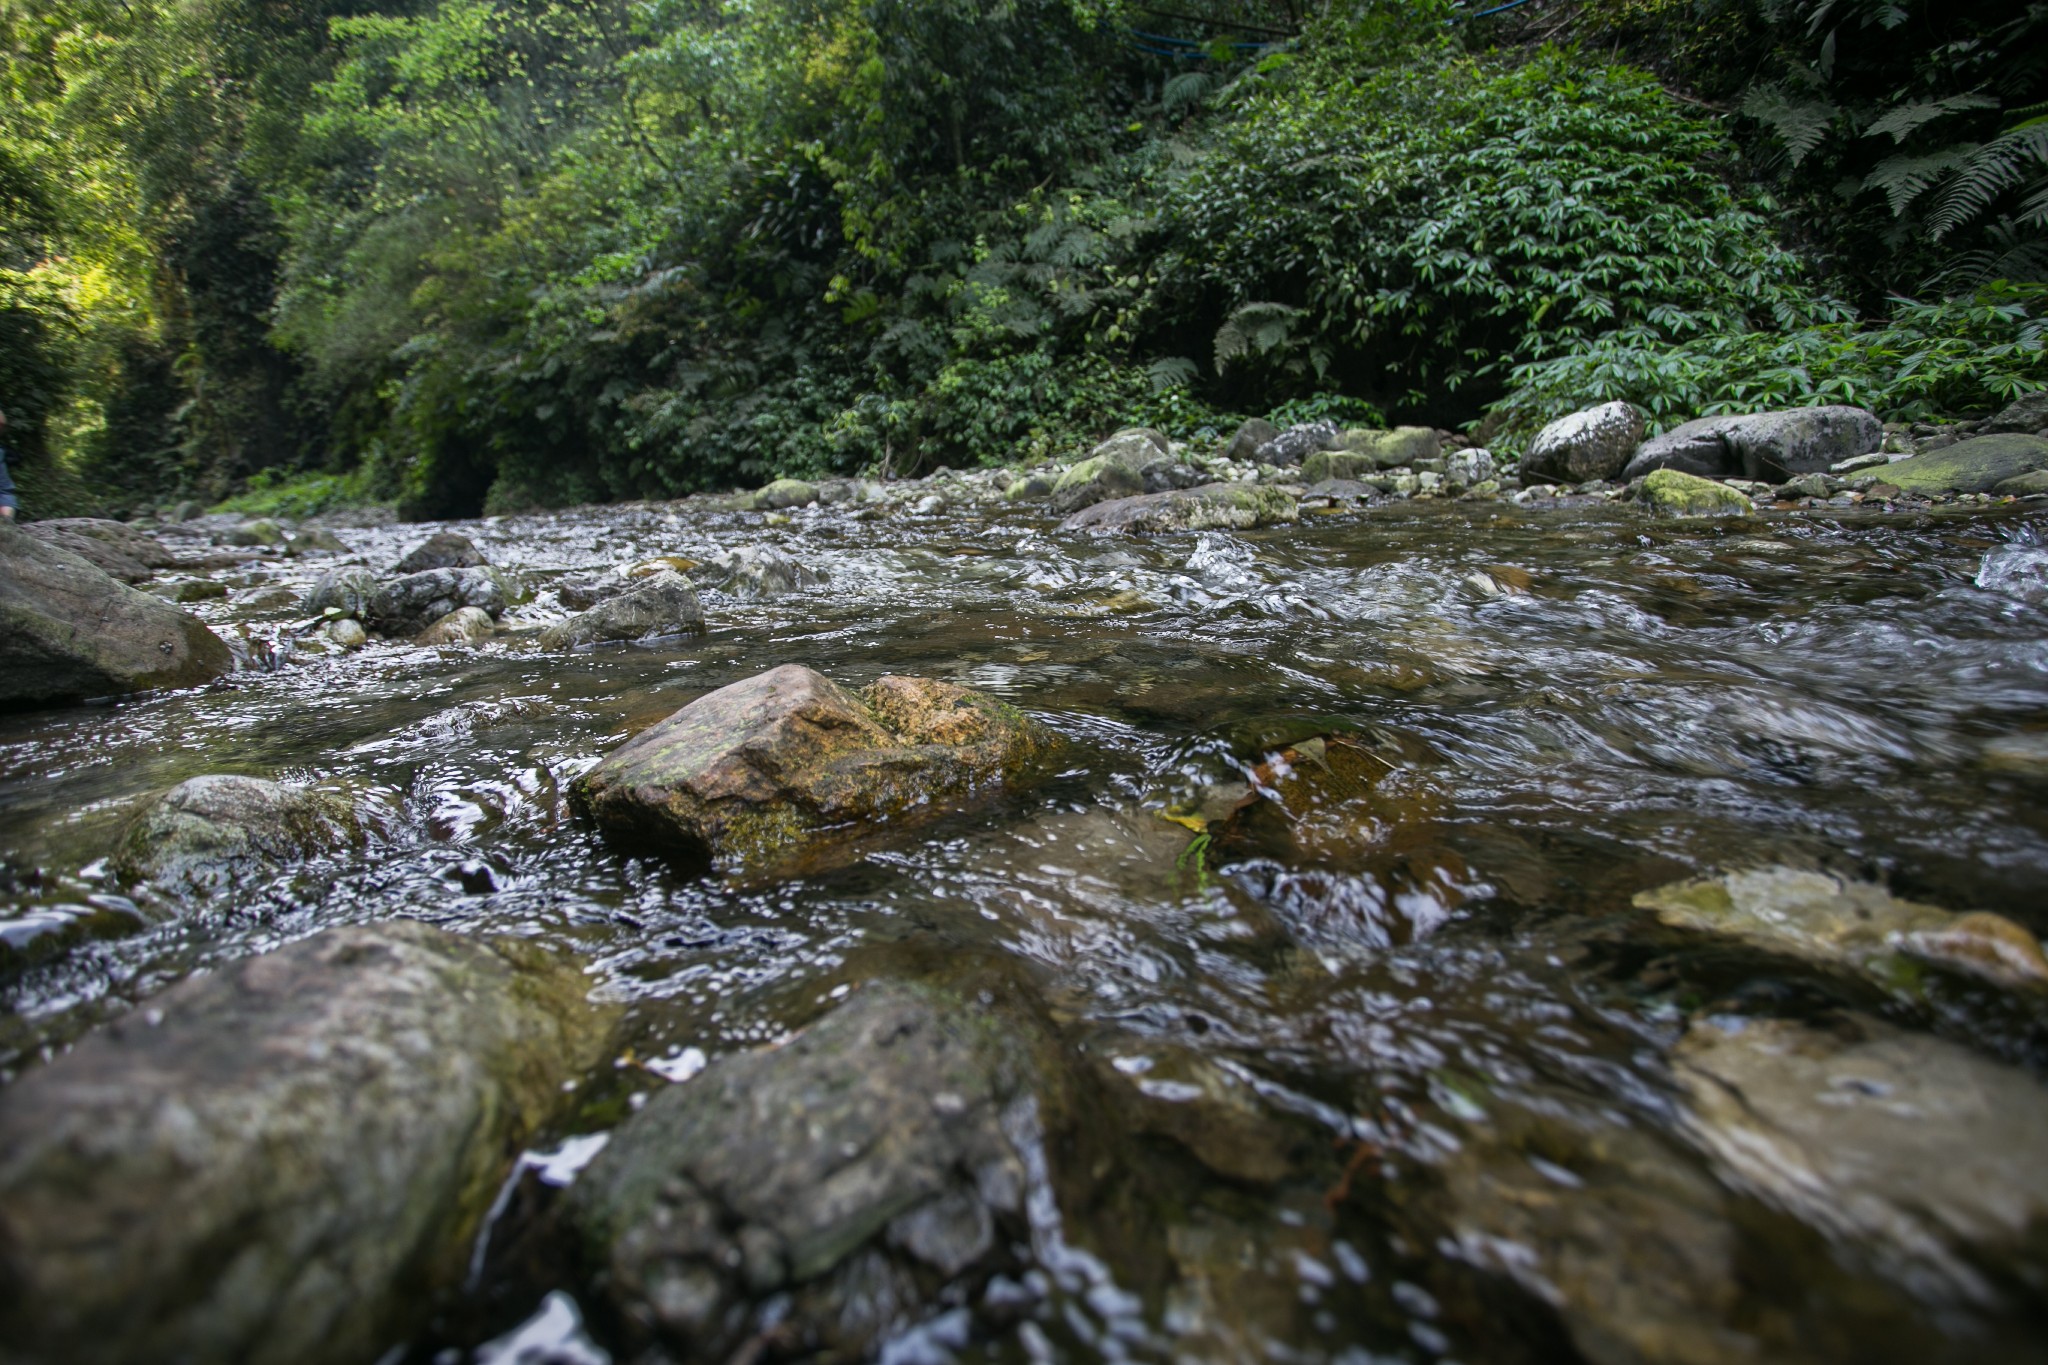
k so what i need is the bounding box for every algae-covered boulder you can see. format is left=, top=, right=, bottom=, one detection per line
left=303, top=566, right=382, bottom=620
left=1088, top=426, right=1170, bottom=468
left=1048, top=451, right=1146, bottom=514
left=572, top=664, right=1051, bottom=876
left=537, top=570, right=703, bottom=651
left=1058, top=482, right=1298, bottom=534
left=570, top=980, right=1041, bottom=1360
left=226, top=518, right=288, bottom=548
left=1522, top=401, right=1644, bottom=484
left=392, top=529, right=484, bottom=573
left=1298, top=449, right=1378, bottom=483
left=751, top=478, right=818, bottom=511
left=0, top=525, right=234, bottom=708
left=1633, top=468, right=1754, bottom=518
left=1878, top=434, right=2048, bottom=496
left=0, top=922, right=614, bottom=1365
left=113, top=774, right=372, bottom=893
left=365, top=565, right=512, bottom=635
left=1636, top=866, right=2048, bottom=993
left=1622, top=406, right=1880, bottom=482
left=1004, top=474, right=1054, bottom=502
left=1675, top=1011, right=2048, bottom=1308
left=1328, top=424, right=1439, bottom=469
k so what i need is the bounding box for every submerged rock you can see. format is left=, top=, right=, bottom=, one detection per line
left=365, top=565, right=512, bottom=635
left=1674, top=1012, right=2048, bottom=1307
left=572, top=664, right=1050, bottom=876
left=393, top=529, right=485, bottom=573
left=1058, top=482, right=1298, bottom=534
left=1636, top=866, right=2048, bottom=993
left=1879, top=434, right=2048, bottom=496
left=0, top=921, right=613, bottom=1365
left=1522, top=401, right=1645, bottom=484
left=569, top=980, right=1038, bottom=1360
left=0, top=526, right=234, bottom=707
left=414, top=605, right=495, bottom=647
left=537, top=570, right=703, bottom=651
left=1632, top=468, right=1755, bottom=518
left=1623, top=406, right=1880, bottom=482
left=113, top=774, right=372, bottom=893
left=751, top=478, right=818, bottom=511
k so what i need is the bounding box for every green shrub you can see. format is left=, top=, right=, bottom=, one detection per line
left=212, top=467, right=379, bottom=520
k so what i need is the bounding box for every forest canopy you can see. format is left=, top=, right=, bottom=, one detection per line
left=2, top=0, right=2044, bottom=518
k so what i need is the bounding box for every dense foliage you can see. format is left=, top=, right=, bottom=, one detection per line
left=1, top=0, right=2041, bottom=517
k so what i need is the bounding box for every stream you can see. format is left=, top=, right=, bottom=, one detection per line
left=5, top=491, right=2048, bottom=1362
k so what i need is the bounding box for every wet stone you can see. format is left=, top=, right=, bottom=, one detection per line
left=750, top=478, right=818, bottom=511
left=1522, top=401, right=1645, bottom=484
left=572, top=663, right=1051, bottom=877
left=1058, top=483, right=1298, bottom=534
left=414, top=605, right=495, bottom=648
left=0, top=922, right=615, bottom=1365
left=1632, top=469, right=1755, bottom=518
left=303, top=566, right=382, bottom=619
left=1881, top=434, right=2048, bottom=496
left=113, top=773, right=375, bottom=894
left=392, top=529, right=485, bottom=573
left=365, top=565, right=512, bottom=635
left=537, top=570, right=703, bottom=651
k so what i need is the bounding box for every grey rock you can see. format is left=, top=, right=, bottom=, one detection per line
left=325, top=618, right=368, bottom=649
left=392, top=530, right=483, bottom=573
left=751, top=478, right=818, bottom=511
left=1253, top=421, right=1341, bottom=467
left=113, top=774, right=372, bottom=893
left=414, top=605, right=495, bottom=648
left=1981, top=390, right=2048, bottom=435
left=1301, top=478, right=1379, bottom=503
left=702, top=546, right=823, bottom=598
left=554, top=572, right=624, bottom=611
left=1522, top=402, right=1644, bottom=483
left=0, top=526, right=234, bottom=707
left=569, top=981, right=1035, bottom=1360
left=1139, top=453, right=1207, bottom=493
left=537, top=570, right=703, bottom=651
left=286, top=527, right=350, bottom=556
left=1622, top=406, right=1881, bottom=482
left=1049, top=451, right=1146, bottom=515
left=1879, top=434, right=2048, bottom=496
left=1221, top=418, right=1280, bottom=464
left=21, top=526, right=152, bottom=582
left=226, top=519, right=288, bottom=549
left=1444, top=447, right=1498, bottom=487
left=365, top=566, right=511, bottom=635
left=0, top=922, right=614, bottom=1365
left=23, top=518, right=177, bottom=570
left=303, top=567, right=382, bottom=620
left=1675, top=1012, right=2048, bottom=1307
left=1004, top=475, right=1054, bottom=502
left=1059, top=483, right=1299, bottom=535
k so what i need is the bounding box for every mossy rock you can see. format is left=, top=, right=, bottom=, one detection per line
left=1299, top=450, right=1379, bottom=483
left=751, top=478, right=819, bottom=511
left=1634, top=468, right=1754, bottom=518
left=1334, top=426, right=1439, bottom=468
left=1048, top=453, right=1145, bottom=514
left=1058, top=482, right=1298, bottom=534
left=113, top=774, right=372, bottom=894
left=1881, top=433, right=2048, bottom=495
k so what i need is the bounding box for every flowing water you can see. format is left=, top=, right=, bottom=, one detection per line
left=5, top=494, right=2048, bottom=1362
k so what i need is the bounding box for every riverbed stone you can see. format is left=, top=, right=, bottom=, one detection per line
left=0, top=921, right=614, bottom=1365
left=303, top=566, right=382, bottom=619
left=1252, top=421, right=1342, bottom=467
left=226, top=518, right=288, bottom=548
left=113, top=774, right=371, bottom=893
left=365, top=565, right=512, bottom=635
left=1049, top=451, right=1146, bottom=514
left=701, top=545, right=823, bottom=597
left=751, top=478, right=818, bottom=511
left=1222, top=418, right=1280, bottom=463
left=1004, top=474, right=1053, bottom=502
left=1980, top=390, right=2048, bottom=435
left=1674, top=1011, right=2048, bottom=1307
left=325, top=618, right=368, bottom=649
left=1331, top=424, right=1438, bottom=469
left=1876, top=433, right=2048, bottom=496
left=568, top=980, right=1036, bottom=1360
left=21, top=524, right=153, bottom=581
left=1632, top=468, right=1754, bottom=518
left=393, top=529, right=484, bottom=573
left=286, top=526, right=350, bottom=555
left=537, top=570, right=703, bottom=651
left=25, top=517, right=177, bottom=569
left=1298, top=449, right=1377, bottom=483
left=1622, top=406, right=1881, bottom=482
left=1058, top=482, right=1298, bottom=534
left=573, top=664, right=1050, bottom=876
left=1635, top=866, right=2048, bottom=993
left=414, top=605, right=496, bottom=648
left=0, top=525, right=234, bottom=707
left=1522, top=401, right=1644, bottom=484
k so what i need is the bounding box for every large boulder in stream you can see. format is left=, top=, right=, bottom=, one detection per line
left=1621, top=405, right=1880, bottom=482
left=1058, top=482, right=1298, bottom=535
left=393, top=529, right=485, bottom=573
left=1631, top=468, right=1754, bottom=518
left=303, top=566, right=382, bottom=620
left=1521, top=401, right=1645, bottom=484
left=21, top=519, right=176, bottom=583
left=0, top=525, right=233, bottom=707
left=113, top=774, right=375, bottom=893
left=537, top=570, right=703, bottom=651
left=569, top=979, right=1042, bottom=1360
left=1878, top=433, right=2048, bottom=496
left=1048, top=448, right=1147, bottom=514
left=572, top=664, right=1051, bottom=876
left=365, top=565, right=513, bottom=635
left=0, top=921, right=615, bottom=1365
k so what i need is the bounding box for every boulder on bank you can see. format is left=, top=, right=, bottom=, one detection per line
left=1058, top=483, right=1299, bottom=534
left=1221, top=417, right=1280, bottom=463
left=226, top=518, right=288, bottom=549
left=0, top=922, right=614, bottom=1365
left=365, top=565, right=512, bottom=635
left=1981, top=390, right=2048, bottom=435
left=1253, top=420, right=1343, bottom=467
left=1877, top=433, right=2048, bottom=496
left=22, top=518, right=177, bottom=578
left=1297, top=449, right=1377, bottom=483
left=1675, top=1011, right=2048, bottom=1307
left=569, top=980, right=1038, bottom=1360
left=1632, top=468, right=1755, bottom=518
left=572, top=664, right=1050, bottom=876
left=751, top=478, right=818, bottom=511
left=537, top=570, right=703, bottom=651
left=1621, top=406, right=1880, bottom=482
left=392, top=529, right=485, bottom=573
left=0, top=526, right=234, bottom=708
left=1521, top=401, right=1645, bottom=484
left=113, top=774, right=372, bottom=893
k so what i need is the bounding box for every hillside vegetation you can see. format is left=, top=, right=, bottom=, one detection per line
left=3, top=0, right=2044, bottom=518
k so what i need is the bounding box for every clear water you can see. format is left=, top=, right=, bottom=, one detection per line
left=4, top=495, right=2047, bottom=1362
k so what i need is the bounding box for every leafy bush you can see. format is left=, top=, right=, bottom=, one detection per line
left=1496, top=281, right=2048, bottom=444
left=212, top=467, right=378, bottom=519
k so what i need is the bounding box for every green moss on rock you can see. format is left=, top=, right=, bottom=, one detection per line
left=1635, top=468, right=1754, bottom=517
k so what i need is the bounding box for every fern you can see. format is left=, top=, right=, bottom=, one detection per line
left=1147, top=355, right=1200, bottom=392
left=1927, top=118, right=2048, bottom=239
left=1213, top=301, right=1301, bottom=373
left=1163, top=71, right=1218, bottom=117
left=1741, top=84, right=1838, bottom=167
left=1862, top=147, right=1974, bottom=217
left=1862, top=94, right=1999, bottom=144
